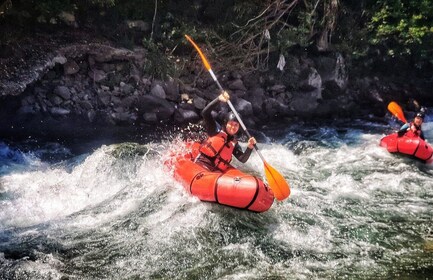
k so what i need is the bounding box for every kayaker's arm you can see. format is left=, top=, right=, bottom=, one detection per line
left=397, top=123, right=409, bottom=137
left=233, top=143, right=254, bottom=163
left=201, top=97, right=221, bottom=136
left=420, top=131, right=425, bottom=140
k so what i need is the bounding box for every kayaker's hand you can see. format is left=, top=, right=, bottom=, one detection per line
left=218, top=91, right=230, bottom=103
left=247, top=137, right=257, bottom=149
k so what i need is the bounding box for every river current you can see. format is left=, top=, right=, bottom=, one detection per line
left=1, top=116, right=432, bottom=279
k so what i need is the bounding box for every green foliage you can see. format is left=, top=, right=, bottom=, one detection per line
left=142, top=38, right=175, bottom=79
left=367, top=0, right=433, bottom=57
left=33, top=0, right=73, bottom=17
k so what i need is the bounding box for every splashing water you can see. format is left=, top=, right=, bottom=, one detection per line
left=1, top=118, right=433, bottom=279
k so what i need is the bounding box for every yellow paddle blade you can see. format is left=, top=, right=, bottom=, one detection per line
left=264, top=161, right=290, bottom=201
left=185, top=35, right=212, bottom=71
left=388, top=101, right=407, bottom=123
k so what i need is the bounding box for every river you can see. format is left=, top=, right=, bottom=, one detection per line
left=1, top=116, right=432, bottom=279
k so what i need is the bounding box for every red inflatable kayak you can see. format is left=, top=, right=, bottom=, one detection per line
left=380, top=132, right=433, bottom=163
left=166, top=142, right=274, bottom=212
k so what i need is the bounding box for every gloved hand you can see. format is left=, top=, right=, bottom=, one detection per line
left=218, top=91, right=230, bottom=103
left=247, top=137, right=257, bottom=149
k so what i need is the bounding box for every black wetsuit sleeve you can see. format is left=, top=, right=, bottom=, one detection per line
left=397, top=123, right=409, bottom=137
left=201, top=97, right=220, bottom=136
left=420, top=131, right=425, bottom=140
left=233, top=143, right=254, bottom=163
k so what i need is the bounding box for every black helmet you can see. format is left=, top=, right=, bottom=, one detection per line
left=224, top=112, right=240, bottom=124
left=416, top=112, right=425, bottom=119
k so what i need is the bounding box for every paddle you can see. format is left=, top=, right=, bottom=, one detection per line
left=185, top=34, right=290, bottom=201
left=387, top=101, right=407, bottom=123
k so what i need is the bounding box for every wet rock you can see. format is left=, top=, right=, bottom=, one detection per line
left=111, top=111, right=137, bottom=123
left=143, top=112, right=158, bottom=123
left=136, top=95, right=174, bottom=120
left=299, top=67, right=322, bottom=93
left=54, top=86, right=71, bottom=100
left=150, top=83, right=166, bottom=99
left=263, top=98, right=290, bottom=117
left=314, top=53, right=348, bottom=90
left=193, top=96, right=207, bottom=110
left=50, top=107, right=70, bottom=116
left=290, top=89, right=321, bottom=116
left=245, top=88, right=265, bottom=114
left=232, top=98, right=253, bottom=117
left=228, top=79, right=247, bottom=91
left=164, top=78, right=180, bottom=101
left=174, top=108, right=200, bottom=124
left=110, top=142, right=153, bottom=159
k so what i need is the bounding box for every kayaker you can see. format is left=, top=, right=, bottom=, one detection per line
left=195, top=91, right=257, bottom=172
left=398, top=111, right=425, bottom=140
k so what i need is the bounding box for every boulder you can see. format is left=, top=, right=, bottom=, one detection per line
left=174, top=108, right=200, bottom=124
left=54, top=86, right=71, bottom=100
left=151, top=83, right=166, bottom=99
left=63, top=60, right=80, bottom=75
left=136, top=95, right=175, bottom=121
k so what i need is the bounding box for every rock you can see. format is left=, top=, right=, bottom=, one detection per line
left=151, top=84, right=166, bottom=99
left=233, top=98, right=253, bottom=117
left=164, top=78, right=180, bottom=101
left=299, top=67, right=322, bottom=92
left=64, top=60, right=80, bottom=75
left=314, top=53, right=348, bottom=90
left=174, top=108, right=200, bottom=124
left=234, top=90, right=246, bottom=98
left=110, top=142, right=153, bottom=159
left=121, top=96, right=137, bottom=109
left=48, top=93, right=64, bottom=105
left=120, top=83, right=135, bottom=95
left=97, top=90, right=111, bottom=106
left=136, top=95, right=175, bottom=121
left=181, top=93, right=189, bottom=102
left=111, top=111, right=137, bottom=123
left=193, top=96, right=207, bottom=110
left=88, top=69, right=107, bottom=82
left=53, top=55, right=67, bottom=64
left=125, top=20, right=150, bottom=32
left=245, top=87, right=265, bottom=114
left=54, top=86, right=71, bottom=100
left=79, top=101, right=93, bottom=110
left=50, top=107, right=70, bottom=116
left=289, top=90, right=321, bottom=116
left=143, top=112, right=158, bottom=123
left=263, top=98, right=289, bottom=117
left=269, top=84, right=286, bottom=94
left=58, top=11, right=78, bottom=27
left=18, top=105, right=36, bottom=114
left=228, top=79, right=247, bottom=91
left=87, top=110, right=96, bottom=122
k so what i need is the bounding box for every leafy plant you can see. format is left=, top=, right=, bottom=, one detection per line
left=367, top=0, right=433, bottom=58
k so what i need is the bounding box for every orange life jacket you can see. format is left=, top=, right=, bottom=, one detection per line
left=199, top=131, right=236, bottom=171
left=406, top=122, right=421, bottom=138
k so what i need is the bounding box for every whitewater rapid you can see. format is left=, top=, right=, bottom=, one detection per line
left=1, top=118, right=432, bottom=279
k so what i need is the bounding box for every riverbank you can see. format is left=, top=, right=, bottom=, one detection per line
left=1, top=23, right=432, bottom=142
